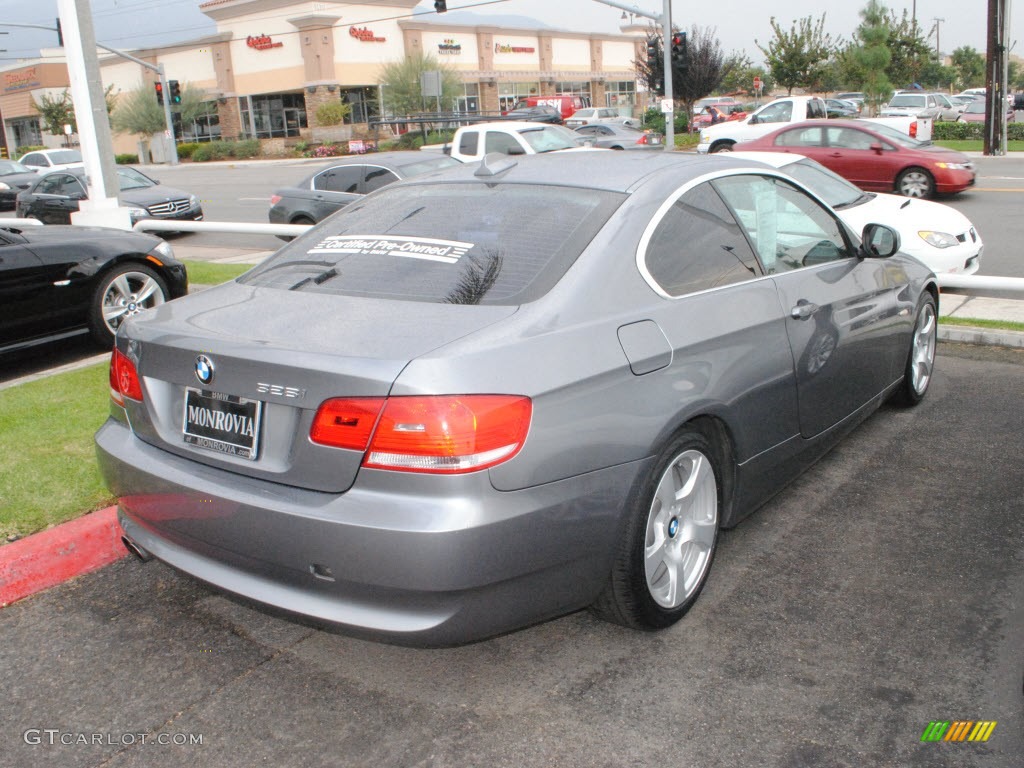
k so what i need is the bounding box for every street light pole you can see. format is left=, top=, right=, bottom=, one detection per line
left=592, top=0, right=674, bottom=151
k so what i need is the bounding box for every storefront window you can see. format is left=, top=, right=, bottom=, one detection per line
left=556, top=81, right=592, bottom=104
left=498, top=82, right=540, bottom=112
left=339, top=87, right=379, bottom=124
left=239, top=93, right=308, bottom=138
left=175, top=103, right=221, bottom=142
left=455, top=83, right=479, bottom=114
left=604, top=81, right=637, bottom=116
left=9, top=118, right=42, bottom=151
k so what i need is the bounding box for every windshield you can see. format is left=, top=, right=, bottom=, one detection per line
left=46, top=150, right=83, bottom=164
left=964, top=101, right=986, bottom=114
left=867, top=122, right=926, bottom=148
left=783, top=158, right=867, bottom=209
left=518, top=125, right=583, bottom=152
left=0, top=161, right=31, bottom=175
left=888, top=95, right=926, bottom=108
left=116, top=167, right=155, bottom=191
left=241, top=182, right=624, bottom=305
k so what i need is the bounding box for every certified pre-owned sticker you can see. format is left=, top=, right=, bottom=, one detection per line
left=307, top=235, right=473, bottom=264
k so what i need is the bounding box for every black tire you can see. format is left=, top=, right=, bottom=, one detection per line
left=591, top=427, right=721, bottom=630
left=896, top=166, right=935, bottom=198
left=88, top=263, right=169, bottom=346
left=278, top=215, right=314, bottom=242
left=709, top=141, right=734, bottom=153
left=893, top=293, right=937, bottom=407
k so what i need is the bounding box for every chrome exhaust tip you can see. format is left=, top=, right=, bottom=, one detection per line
left=121, top=534, right=153, bottom=563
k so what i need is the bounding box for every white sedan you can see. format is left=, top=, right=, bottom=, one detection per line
left=730, top=151, right=982, bottom=275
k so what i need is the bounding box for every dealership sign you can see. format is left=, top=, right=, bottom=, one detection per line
left=494, top=43, right=536, bottom=54
left=246, top=34, right=282, bottom=50
left=4, top=67, right=40, bottom=91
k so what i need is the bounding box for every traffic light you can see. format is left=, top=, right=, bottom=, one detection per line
left=169, top=80, right=182, bottom=105
left=671, top=33, right=687, bottom=70
left=154, top=81, right=164, bottom=105
left=645, top=37, right=658, bottom=70
left=434, top=1, right=447, bottom=12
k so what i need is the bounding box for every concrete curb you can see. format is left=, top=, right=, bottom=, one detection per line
left=0, top=506, right=126, bottom=607
left=938, top=326, right=1024, bottom=348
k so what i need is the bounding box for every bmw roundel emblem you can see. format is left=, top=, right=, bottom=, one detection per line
left=195, top=355, right=215, bottom=385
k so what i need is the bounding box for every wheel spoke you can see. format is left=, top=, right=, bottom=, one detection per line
left=133, top=277, right=160, bottom=305
left=109, top=274, right=133, bottom=303
left=103, top=304, right=129, bottom=325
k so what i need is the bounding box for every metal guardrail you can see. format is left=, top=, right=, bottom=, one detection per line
left=936, top=273, right=1024, bottom=300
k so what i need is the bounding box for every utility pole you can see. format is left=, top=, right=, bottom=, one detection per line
left=592, top=0, right=674, bottom=151
left=984, top=0, right=1009, bottom=155
left=932, top=17, right=945, bottom=59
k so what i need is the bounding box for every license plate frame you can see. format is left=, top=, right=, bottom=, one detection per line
left=183, top=388, right=262, bottom=460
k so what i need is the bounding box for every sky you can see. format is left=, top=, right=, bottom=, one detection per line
left=0, top=0, right=1013, bottom=68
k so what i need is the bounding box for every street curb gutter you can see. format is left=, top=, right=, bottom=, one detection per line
left=0, top=506, right=126, bottom=607
left=938, top=326, right=1024, bottom=348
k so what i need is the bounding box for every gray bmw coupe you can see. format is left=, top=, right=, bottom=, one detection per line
left=96, top=151, right=938, bottom=646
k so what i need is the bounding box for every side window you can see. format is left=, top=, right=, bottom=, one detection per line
left=758, top=101, right=793, bottom=123
left=59, top=176, right=86, bottom=197
left=807, top=99, right=825, bottom=119
left=826, top=127, right=875, bottom=150
left=775, top=127, right=822, bottom=147
left=362, top=167, right=399, bottom=193
left=21, top=153, right=42, bottom=168
left=457, top=131, right=479, bottom=158
left=315, top=167, right=362, bottom=193
left=644, top=182, right=760, bottom=296
left=36, top=175, right=63, bottom=194
left=713, top=175, right=852, bottom=274
left=485, top=132, right=523, bottom=154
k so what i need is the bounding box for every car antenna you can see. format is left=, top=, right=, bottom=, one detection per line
left=475, top=153, right=518, bottom=177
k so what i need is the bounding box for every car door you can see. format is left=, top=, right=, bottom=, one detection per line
left=310, top=165, right=364, bottom=218
left=0, top=230, right=51, bottom=346
left=821, top=126, right=891, bottom=190
left=32, top=173, right=85, bottom=224
left=714, top=174, right=903, bottom=438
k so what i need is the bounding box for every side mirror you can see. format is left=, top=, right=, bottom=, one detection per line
left=869, top=142, right=884, bottom=153
left=861, top=223, right=900, bottom=258
left=749, top=115, right=759, bottom=125
left=506, top=145, right=526, bottom=156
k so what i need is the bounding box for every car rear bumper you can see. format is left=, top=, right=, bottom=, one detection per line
left=96, top=418, right=643, bottom=646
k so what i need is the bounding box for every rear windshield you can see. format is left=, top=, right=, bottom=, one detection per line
left=395, top=155, right=461, bottom=177
left=888, top=95, right=925, bottom=108
left=241, top=182, right=624, bottom=305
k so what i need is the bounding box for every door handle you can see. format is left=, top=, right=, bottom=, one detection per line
left=791, top=301, right=819, bottom=320
left=829, top=152, right=842, bottom=157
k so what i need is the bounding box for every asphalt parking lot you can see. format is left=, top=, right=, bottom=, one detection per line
left=2, top=343, right=1021, bottom=768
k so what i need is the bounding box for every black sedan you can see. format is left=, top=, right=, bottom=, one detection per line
left=0, top=160, right=44, bottom=210
left=0, top=221, right=187, bottom=353
left=15, top=166, right=203, bottom=226
left=500, top=105, right=563, bottom=123
left=268, top=151, right=460, bottom=229
left=574, top=122, right=664, bottom=150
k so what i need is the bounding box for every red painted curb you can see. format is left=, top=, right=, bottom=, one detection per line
left=0, top=506, right=128, bottom=607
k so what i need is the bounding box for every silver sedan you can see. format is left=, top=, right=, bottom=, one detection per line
left=97, top=152, right=938, bottom=646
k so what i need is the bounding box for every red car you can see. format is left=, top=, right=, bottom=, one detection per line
left=732, top=119, right=975, bottom=198
left=957, top=100, right=1015, bottom=123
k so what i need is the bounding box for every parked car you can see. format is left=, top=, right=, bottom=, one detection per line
left=0, top=160, right=44, bottom=210
left=573, top=123, right=663, bottom=149
left=0, top=220, right=187, bottom=353
left=957, top=100, right=1015, bottom=123
left=880, top=92, right=959, bottom=121
left=733, top=119, right=975, bottom=198
left=97, top=151, right=939, bottom=647
left=825, top=98, right=860, bottom=118
left=16, top=148, right=84, bottom=173
left=564, top=107, right=636, bottom=128
left=692, top=96, right=742, bottom=115
left=268, top=152, right=462, bottom=230
left=730, top=151, right=982, bottom=275
left=835, top=92, right=866, bottom=110
left=15, top=166, right=203, bottom=226
left=501, top=105, right=563, bottom=124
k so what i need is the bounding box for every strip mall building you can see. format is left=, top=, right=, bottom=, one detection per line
left=0, top=0, right=647, bottom=157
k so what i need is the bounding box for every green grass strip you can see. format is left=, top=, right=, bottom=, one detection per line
left=932, top=140, right=1024, bottom=152
left=0, top=364, right=113, bottom=540
left=181, top=259, right=254, bottom=286
left=939, top=316, right=1024, bottom=332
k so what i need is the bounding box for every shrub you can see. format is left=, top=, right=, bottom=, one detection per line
left=232, top=139, right=260, bottom=159
left=190, top=144, right=214, bottom=162
left=932, top=122, right=983, bottom=141
left=315, top=101, right=351, bottom=126
left=15, top=144, right=46, bottom=157
left=176, top=142, right=201, bottom=159
left=114, top=153, right=139, bottom=165
left=312, top=143, right=341, bottom=157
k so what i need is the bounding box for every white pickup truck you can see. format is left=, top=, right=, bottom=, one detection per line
left=696, top=95, right=933, bottom=154
left=425, top=121, right=590, bottom=163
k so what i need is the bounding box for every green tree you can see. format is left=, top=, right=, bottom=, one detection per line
left=34, top=91, right=75, bottom=136
left=111, top=85, right=167, bottom=136
left=377, top=53, right=462, bottom=116
left=884, top=9, right=932, bottom=88
left=950, top=46, right=986, bottom=89
left=839, top=1, right=893, bottom=113
left=756, top=15, right=836, bottom=94
left=718, top=52, right=773, bottom=99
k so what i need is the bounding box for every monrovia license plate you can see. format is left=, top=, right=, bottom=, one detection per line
left=183, top=388, right=262, bottom=460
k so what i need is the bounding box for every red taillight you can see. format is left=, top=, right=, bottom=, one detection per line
left=909, top=120, right=918, bottom=138
left=309, top=395, right=532, bottom=474
left=310, top=397, right=385, bottom=450
left=109, top=348, right=143, bottom=405
left=637, top=134, right=649, bottom=145
left=269, top=194, right=282, bottom=206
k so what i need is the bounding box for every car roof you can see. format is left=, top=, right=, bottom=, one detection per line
left=396, top=151, right=774, bottom=195
left=307, top=150, right=450, bottom=170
